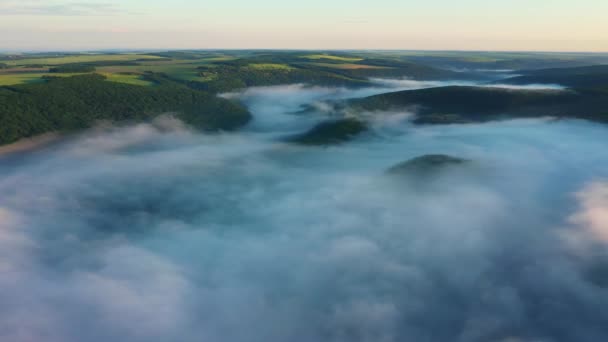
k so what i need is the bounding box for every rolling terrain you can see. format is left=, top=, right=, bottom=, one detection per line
left=2, top=50, right=608, bottom=342
left=2, top=50, right=608, bottom=146
left=0, top=50, right=481, bottom=144
left=498, top=64, right=608, bottom=89
left=0, top=74, right=250, bottom=145
left=349, top=86, right=608, bottom=124
left=345, top=62, right=608, bottom=127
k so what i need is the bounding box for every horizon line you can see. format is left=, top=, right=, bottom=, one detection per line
left=2, top=48, right=608, bottom=55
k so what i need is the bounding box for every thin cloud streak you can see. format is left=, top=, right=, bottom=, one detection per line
left=0, top=1, right=124, bottom=16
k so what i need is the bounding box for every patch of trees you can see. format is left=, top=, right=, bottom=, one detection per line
left=192, top=64, right=369, bottom=93
left=49, top=64, right=96, bottom=73
left=48, top=60, right=142, bottom=73
left=341, top=59, right=474, bottom=80
left=0, top=74, right=251, bottom=145
left=289, top=118, right=367, bottom=145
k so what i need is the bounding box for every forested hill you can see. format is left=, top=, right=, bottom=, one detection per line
left=349, top=86, right=608, bottom=124
left=0, top=74, right=251, bottom=145
left=497, top=65, right=608, bottom=89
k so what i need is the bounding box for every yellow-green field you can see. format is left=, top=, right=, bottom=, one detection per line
left=0, top=73, right=48, bottom=86
left=0, top=53, right=240, bottom=86
left=0, top=71, right=154, bottom=87
left=4, top=54, right=163, bottom=67
left=94, top=56, right=237, bottom=82
left=246, top=63, right=294, bottom=71
left=308, top=62, right=389, bottom=70
left=302, top=54, right=364, bottom=62
left=0, top=72, right=97, bottom=86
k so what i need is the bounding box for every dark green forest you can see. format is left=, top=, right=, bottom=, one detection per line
left=289, top=118, right=368, bottom=145
left=0, top=74, right=250, bottom=145
left=49, top=64, right=97, bottom=73
left=350, top=86, right=608, bottom=124
left=499, top=65, right=608, bottom=89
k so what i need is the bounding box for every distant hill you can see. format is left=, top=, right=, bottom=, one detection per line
left=301, top=58, right=480, bottom=81
left=350, top=86, right=608, bottom=124
left=190, top=57, right=477, bottom=93
left=498, top=65, right=608, bottom=89
left=402, top=53, right=608, bottom=71
left=192, top=62, right=371, bottom=93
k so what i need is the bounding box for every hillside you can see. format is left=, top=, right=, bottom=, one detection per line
left=399, top=51, right=608, bottom=71
left=350, top=86, right=608, bottom=124
left=498, top=65, right=608, bottom=89
left=3, top=52, right=608, bottom=146
left=192, top=62, right=371, bottom=93
left=296, top=58, right=478, bottom=81
left=0, top=74, right=251, bottom=145
left=189, top=55, right=477, bottom=92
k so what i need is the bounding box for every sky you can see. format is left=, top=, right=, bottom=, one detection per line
left=1, top=0, right=607, bottom=52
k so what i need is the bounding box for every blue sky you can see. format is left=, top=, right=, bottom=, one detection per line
left=1, top=0, right=607, bottom=51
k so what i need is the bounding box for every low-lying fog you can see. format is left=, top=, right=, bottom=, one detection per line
left=1, top=80, right=607, bottom=342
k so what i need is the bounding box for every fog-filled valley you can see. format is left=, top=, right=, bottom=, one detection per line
left=2, top=74, right=608, bottom=342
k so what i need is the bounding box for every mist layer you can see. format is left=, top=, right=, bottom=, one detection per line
left=1, top=82, right=608, bottom=342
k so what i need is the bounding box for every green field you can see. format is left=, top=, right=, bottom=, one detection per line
left=2, top=53, right=162, bottom=67
left=100, top=73, right=154, bottom=86
left=308, top=62, right=389, bottom=70
left=0, top=53, right=239, bottom=85
left=0, top=72, right=90, bottom=86
left=246, top=63, right=294, bottom=71
left=2, top=50, right=608, bottom=88
left=302, top=54, right=364, bottom=62
left=25, top=53, right=374, bottom=89
left=95, top=56, right=238, bottom=82
left=0, top=73, right=47, bottom=86
left=0, top=70, right=156, bottom=86
left=97, top=64, right=202, bottom=81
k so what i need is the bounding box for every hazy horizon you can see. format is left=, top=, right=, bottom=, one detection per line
left=1, top=0, right=607, bottom=52
left=4, top=48, right=608, bottom=55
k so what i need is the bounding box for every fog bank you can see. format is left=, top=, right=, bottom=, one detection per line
left=1, top=82, right=608, bottom=342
